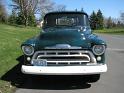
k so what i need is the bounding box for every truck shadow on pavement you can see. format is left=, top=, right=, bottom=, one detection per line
left=1, top=55, right=91, bottom=90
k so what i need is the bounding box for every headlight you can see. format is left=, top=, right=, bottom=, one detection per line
left=22, top=45, right=34, bottom=56
left=92, top=45, right=105, bottom=55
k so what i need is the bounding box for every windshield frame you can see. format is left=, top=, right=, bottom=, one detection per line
left=43, top=12, right=90, bottom=29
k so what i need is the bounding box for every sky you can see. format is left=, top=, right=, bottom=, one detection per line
left=5, top=0, right=124, bottom=18
left=54, top=0, right=124, bottom=18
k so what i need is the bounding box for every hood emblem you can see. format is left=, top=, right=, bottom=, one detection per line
left=45, top=44, right=82, bottom=49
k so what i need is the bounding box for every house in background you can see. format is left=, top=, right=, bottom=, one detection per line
left=37, top=20, right=44, bottom=28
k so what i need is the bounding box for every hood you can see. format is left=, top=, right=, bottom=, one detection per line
left=35, top=29, right=91, bottom=49
left=22, top=27, right=106, bottom=50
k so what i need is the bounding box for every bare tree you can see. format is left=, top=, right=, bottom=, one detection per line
left=104, top=17, right=113, bottom=28
left=12, top=0, right=55, bottom=26
left=38, top=0, right=55, bottom=17
left=54, top=4, right=66, bottom=11
left=12, top=0, right=39, bottom=26
left=120, top=11, right=124, bottom=24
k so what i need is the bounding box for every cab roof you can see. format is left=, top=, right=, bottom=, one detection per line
left=44, top=11, right=88, bottom=18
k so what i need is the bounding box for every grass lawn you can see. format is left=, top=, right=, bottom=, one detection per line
left=0, top=24, right=40, bottom=93
left=94, top=28, right=124, bottom=34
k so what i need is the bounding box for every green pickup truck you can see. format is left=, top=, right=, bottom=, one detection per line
left=21, top=11, right=107, bottom=81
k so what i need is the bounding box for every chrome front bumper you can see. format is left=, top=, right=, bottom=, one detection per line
left=21, top=64, right=107, bottom=75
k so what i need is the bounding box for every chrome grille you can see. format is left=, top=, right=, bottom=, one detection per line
left=31, top=50, right=96, bottom=66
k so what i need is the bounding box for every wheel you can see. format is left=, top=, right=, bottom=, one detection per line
left=86, top=74, right=100, bottom=83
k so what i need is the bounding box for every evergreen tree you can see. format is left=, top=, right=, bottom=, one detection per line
left=16, top=12, right=25, bottom=25
left=90, top=10, right=104, bottom=30
left=16, top=12, right=36, bottom=26
left=117, top=21, right=121, bottom=27
left=96, top=9, right=104, bottom=29
left=28, top=13, right=36, bottom=27
left=75, top=9, right=78, bottom=11
left=8, top=9, right=17, bottom=25
left=81, top=8, right=84, bottom=12
left=90, top=11, right=97, bottom=30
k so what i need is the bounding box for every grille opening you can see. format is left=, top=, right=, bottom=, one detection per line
left=38, top=53, right=45, bottom=55
left=70, top=52, right=79, bottom=55
left=81, top=62, right=87, bottom=64
left=46, top=52, right=56, bottom=55
left=37, top=56, right=90, bottom=61
left=58, top=52, right=68, bottom=55
left=70, top=62, right=80, bottom=64
left=58, top=62, right=68, bottom=64
left=47, top=62, right=56, bottom=65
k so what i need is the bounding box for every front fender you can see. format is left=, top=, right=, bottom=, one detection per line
left=21, top=37, right=36, bottom=48
left=88, top=34, right=107, bottom=47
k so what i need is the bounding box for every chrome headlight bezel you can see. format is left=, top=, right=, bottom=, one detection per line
left=22, top=45, right=34, bottom=56
left=92, top=45, right=105, bottom=55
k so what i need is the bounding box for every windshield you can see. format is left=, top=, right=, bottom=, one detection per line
left=43, top=13, right=90, bottom=28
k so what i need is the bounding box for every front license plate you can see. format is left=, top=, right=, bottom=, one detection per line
left=32, top=59, right=47, bottom=66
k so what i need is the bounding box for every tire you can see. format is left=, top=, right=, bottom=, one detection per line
left=86, top=74, right=100, bottom=83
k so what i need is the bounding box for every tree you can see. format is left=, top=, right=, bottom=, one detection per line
left=11, top=0, right=39, bottom=26
left=38, top=0, right=55, bottom=18
left=106, top=17, right=113, bottom=28
left=0, top=0, right=7, bottom=23
left=90, top=10, right=104, bottom=30
left=120, top=12, right=124, bottom=24
left=75, top=9, right=78, bottom=11
left=16, top=12, right=25, bottom=25
left=81, top=8, right=84, bottom=12
left=28, top=13, right=36, bottom=26
left=11, top=0, right=55, bottom=26
left=90, top=11, right=97, bottom=30
left=8, top=9, right=17, bottom=25
left=96, top=9, right=104, bottom=29
left=54, top=4, right=66, bottom=11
